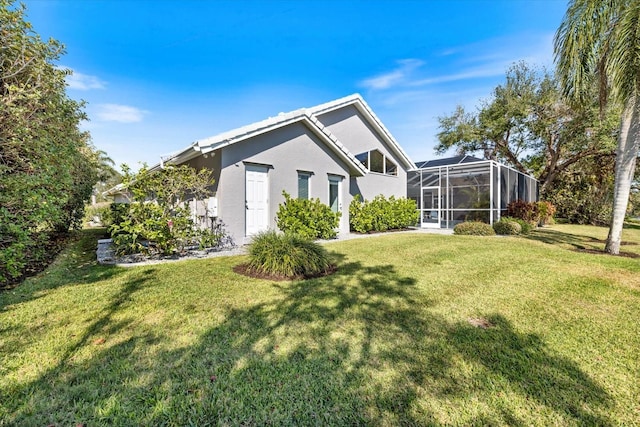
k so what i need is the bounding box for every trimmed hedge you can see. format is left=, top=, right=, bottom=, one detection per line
left=493, top=218, right=522, bottom=235
left=453, top=221, right=496, bottom=236
left=349, top=195, right=418, bottom=233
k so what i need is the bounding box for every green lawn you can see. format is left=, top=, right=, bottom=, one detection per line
left=1, top=224, right=639, bottom=425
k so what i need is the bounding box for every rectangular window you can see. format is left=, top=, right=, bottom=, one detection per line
left=328, top=176, right=341, bottom=213
left=369, top=150, right=384, bottom=173
left=298, top=172, right=311, bottom=199
left=385, top=158, right=398, bottom=176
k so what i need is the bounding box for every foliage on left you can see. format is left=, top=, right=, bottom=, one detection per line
left=108, top=164, right=220, bottom=255
left=0, top=1, right=100, bottom=283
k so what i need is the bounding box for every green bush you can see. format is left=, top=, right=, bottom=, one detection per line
left=106, top=203, right=131, bottom=232
left=247, top=230, right=332, bottom=278
left=108, top=203, right=192, bottom=255
left=276, top=191, right=340, bottom=240
left=349, top=195, right=418, bottom=233
left=501, top=216, right=533, bottom=235
left=0, top=4, right=99, bottom=283
left=493, top=218, right=522, bottom=235
left=506, top=200, right=539, bottom=225
left=453, top=221, right=496, bottom=236
left=536, top=201, right=556, bottom=226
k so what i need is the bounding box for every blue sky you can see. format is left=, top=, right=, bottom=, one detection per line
left=24, top=0, right=569, bottom=169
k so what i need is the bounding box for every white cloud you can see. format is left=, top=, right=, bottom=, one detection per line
left=65, top=70, right=106, bottom=90
left=359, top=59, right=424, bottom=90
left=95, top=104, right=148, bottom=123
left=410, top=63, right=508, bottom=86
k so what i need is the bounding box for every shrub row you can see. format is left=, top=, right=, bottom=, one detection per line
left=349, top=195, right=419, bottom=233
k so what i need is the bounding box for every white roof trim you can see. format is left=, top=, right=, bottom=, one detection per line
left=152, top=108, right=367, bottom=176
left=150, top=94, right=411, bottom=176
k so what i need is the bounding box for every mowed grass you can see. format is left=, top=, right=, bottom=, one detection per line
left=1, top=224, right=639, bottom=426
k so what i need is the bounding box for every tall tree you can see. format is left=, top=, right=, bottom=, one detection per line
left=555, top=0, right=640, bottom=254
left=436, top=62, right=618, bottom=198
left=1, top=0, right=98, bottom=282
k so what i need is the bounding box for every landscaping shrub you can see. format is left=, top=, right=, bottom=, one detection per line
left=349, top=195, right=418, bottom=233
left=453, top=221, right=496, bottom=236
left=276, top=191, right=340, bottom=240
left=501, top=216, right=533, bottom=235
left=109, top=203, right=196, bottom=255
left=106, top=203, right=131, bottom=231
left=247, top=230, right=332, bottom=278
left=493, top=218, right=522, bottom=235
left=106, top=165, right=223, bottom=256
left=506, top=200, right=539, bottom=225
left=536, top=201, right=556, bottom=226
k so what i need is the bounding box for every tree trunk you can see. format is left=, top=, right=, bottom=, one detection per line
left=605, top=97, right=640, bottom=254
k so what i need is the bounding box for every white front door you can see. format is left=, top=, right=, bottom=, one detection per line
left=246, top=165, right=269, bottom=235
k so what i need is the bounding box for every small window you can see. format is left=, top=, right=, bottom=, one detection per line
left=385, top=158, right=398, bottom=176
left=298, top=172, right=311, bottom=199
left=369, top=150, right=384, bottom=173
left=355, top=152, right=368, bottom=169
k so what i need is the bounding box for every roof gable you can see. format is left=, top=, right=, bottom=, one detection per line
left=151, top=94, right=412, bottom=175
left=308, top=94, right=416, bottom=170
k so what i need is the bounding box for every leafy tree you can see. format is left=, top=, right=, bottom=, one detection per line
left=436, top=62, right=618, bottom=198
left=1, top=1, right=98, bottom=282
left=554, top=0, right=640, bottom=254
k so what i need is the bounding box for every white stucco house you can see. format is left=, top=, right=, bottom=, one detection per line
left=115, top=94, right=415, bottom=244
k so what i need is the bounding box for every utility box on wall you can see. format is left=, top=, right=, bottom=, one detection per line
left=207, top=196, right=218, bottom=217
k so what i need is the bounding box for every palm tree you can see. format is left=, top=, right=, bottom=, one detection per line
left=554, top=0, right=640, bottom=254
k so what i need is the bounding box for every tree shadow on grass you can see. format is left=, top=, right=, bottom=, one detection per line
left=0, top=228, right=127, bottom=311
left=525, top=228, right=640, bottom=258
left=4, top=258, right=613, bottom=425
left=448, top=314, right=611, bottom=425
left=525, top=229, right=606, bottom=250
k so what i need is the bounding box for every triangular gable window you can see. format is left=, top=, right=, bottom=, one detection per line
left=355, top=149, right=398, bottom=176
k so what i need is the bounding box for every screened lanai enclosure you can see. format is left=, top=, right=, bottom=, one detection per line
left=407, top=156, right=538, bottom=228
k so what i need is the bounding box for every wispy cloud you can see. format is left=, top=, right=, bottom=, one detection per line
left=359, top=59, right=424, bottom=90
left=410, top=64, right=508, bottom=86
left=65, top=70, right=106, bottom=90
left=95, top=104, right=148, bottom=123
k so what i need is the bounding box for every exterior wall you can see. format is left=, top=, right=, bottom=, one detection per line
left=217, top=121, right=352, bottom=244
left=183, top=150, right=222, bottom=195
left=315, top=105, right=408, bottom=202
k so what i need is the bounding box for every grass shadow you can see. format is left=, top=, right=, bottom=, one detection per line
left=525, top=229, right=606, bottom=251
left=3, top=255, right=614, bottom=425
left=448, top=314, right=611, bottom=425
